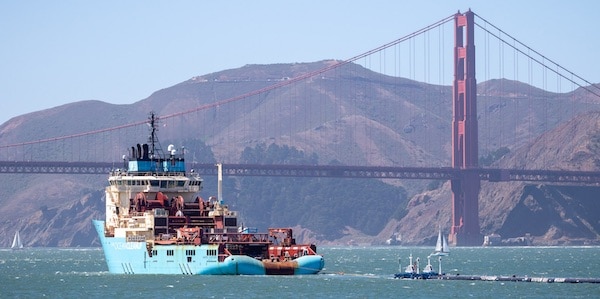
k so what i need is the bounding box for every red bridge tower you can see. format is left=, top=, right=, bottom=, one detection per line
left=449, top=10, right=482, bottom=246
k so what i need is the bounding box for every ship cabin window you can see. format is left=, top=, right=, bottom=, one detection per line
left=207, top=249, right=217, bottom=256
left=152, top=250, right=158, bottom=256
left=127, top=180, right=142, bottom=186
left=178, top=181, right=185, bottom=187
left=187, top=256, right=192, bottom=263
left=224, top=217, right=237, bottom=227
left=186, top=250, right=196, bottom=256
left=167, top=250, right=174, bottom=256
left=150, top=180, right=159, bottom=187
left=160, top=181, right=168, bottom=188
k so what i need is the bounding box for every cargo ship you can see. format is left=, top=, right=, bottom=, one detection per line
left=93, top=112, right=324, bottom=275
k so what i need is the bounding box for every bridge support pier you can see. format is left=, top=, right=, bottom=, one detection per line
left=449, top=10, right=482, bottom=246
left=449, top=171, right=482, bottom=246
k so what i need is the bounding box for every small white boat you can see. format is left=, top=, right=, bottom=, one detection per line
left=431, top=229, right=449, bottom=256
left=11, top=231, right=23, bottom=250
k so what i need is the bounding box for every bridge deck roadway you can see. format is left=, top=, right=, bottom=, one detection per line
left=1, top=161, right=599, bottom=184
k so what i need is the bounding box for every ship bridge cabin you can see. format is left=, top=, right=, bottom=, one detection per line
left=126, top=143, right=186, bottom=175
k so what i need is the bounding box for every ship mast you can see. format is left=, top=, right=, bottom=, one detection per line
left=147, top=112, right=163, bottom=159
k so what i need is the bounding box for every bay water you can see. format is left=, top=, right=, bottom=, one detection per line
left=1, top=246, right=598, bottom=298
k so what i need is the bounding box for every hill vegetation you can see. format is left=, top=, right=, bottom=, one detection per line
left=233, top=143, right=407, bottom=240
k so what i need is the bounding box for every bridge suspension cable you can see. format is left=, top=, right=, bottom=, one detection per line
left=0, top=14, right=456, bottom=152
left=474, top=12, right=600, bottom=98
left=0, top=120, right=146, bottom=150
left=158, top=14, right=455, bottom=121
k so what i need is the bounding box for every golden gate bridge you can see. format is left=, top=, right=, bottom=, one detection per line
left=1, top=10, right=600, bottom=246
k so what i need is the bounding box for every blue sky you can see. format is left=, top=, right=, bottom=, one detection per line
left=1, top=1, right=598, bottom=124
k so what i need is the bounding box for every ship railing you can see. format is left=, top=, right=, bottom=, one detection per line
left=110, top=169, right=128, bottom=176
left=110, top=170, right=189, bottom=177
left=129, top=212, right=146, bottom=217
left=151, top=232, right=271, bottom=246
left=125, top=171, right=188, bottom=177
left=205, top=232, right=271, bottom=244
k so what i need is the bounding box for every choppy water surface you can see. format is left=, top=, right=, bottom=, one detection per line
left=1, top=246, right=598, bottom=298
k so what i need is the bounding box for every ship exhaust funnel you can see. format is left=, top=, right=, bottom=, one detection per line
left=217, top=163, right=223, bottom=204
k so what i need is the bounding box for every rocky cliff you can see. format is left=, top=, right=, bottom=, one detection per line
left=382, top=111, right=600, bottom=246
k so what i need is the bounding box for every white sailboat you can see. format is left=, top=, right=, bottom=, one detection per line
left=431, top=229, right=449, bottom=256
left=11, top=230, right=23, bottom=250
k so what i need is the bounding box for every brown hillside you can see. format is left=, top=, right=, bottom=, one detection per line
left=0, top=61, right=599, bottom=246
left=389, top=111, right=600, bottom=246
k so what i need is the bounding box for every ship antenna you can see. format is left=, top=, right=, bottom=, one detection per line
left=147, top=112, right=162, bottom=159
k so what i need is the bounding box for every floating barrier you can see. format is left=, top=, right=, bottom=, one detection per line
left=440, top=274, right=600, bottom=283
left=395, top=273, right=600, bottom=283
left=394, top=253, right=600, bottom=284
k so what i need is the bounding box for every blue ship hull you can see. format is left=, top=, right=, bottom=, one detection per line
left=94, top=220, right=324, bottom=275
